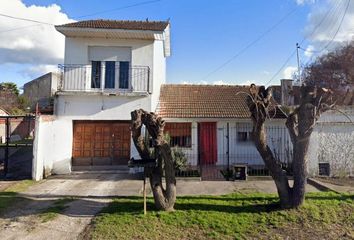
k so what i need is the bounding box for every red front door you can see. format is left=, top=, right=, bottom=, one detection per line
left=199, top=122, right=217, bottom=165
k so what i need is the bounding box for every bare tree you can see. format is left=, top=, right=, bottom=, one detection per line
left=302, top=43, right=354, bottom=89
left=247, top=84, right=333, bottom=208
left=131, top=109, right=176, bottom=211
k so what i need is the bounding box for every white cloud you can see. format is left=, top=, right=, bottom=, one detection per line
left=304, top=45, right=315, bottom=58
left=179, top=80, right=256, bottom=86
left=212, top=80, right=232, bottom=85
left=296, top=0, right=316, bottom=6
left=302, top=0, right=354, bottom=53
left=283, top=66, right=297, bottom=79
left=20, top=64, right=58, bottom=78
left=239, top=80, right=253, bottom=86
left=180, top=80, right=236, bottom=85
left=0, top=0, right=74, bottom=67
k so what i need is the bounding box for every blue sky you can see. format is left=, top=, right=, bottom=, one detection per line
left=1, top=0, right=353, bottom=88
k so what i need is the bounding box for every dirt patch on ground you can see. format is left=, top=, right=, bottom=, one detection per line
left=268, top=221, right=354, bottom=240
left=0, top=180, right=18, bottom=191
left=0, top=196, right=110, bottom=240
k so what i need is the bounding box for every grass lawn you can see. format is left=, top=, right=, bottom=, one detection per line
left=88, top=192, right=354, bottom=240
left=0, top=180, right=34, bottom=214
left=38, top=197, right=74, bottom=222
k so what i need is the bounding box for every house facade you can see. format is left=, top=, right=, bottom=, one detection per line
left=156, top=84, right=292, bottom=178
left=32, top=19, right=352, bottom=181
left=33, top=20, right=171, bottom=178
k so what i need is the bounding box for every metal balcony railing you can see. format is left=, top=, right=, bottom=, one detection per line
left=58, top=64, right=150, bottom=94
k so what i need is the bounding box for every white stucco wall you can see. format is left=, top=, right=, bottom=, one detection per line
left=308, top=108, right=354, bottom=177
left=64, top=38, right=153, bottom=66
left=33, top=115, right=73, bottom=180
left=55, top=94, right=151, bottom=120
left=152, top=40, right=166, bottom=111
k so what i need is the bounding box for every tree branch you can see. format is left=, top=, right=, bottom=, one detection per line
left=131, top=109, right=151, bottom=160
left=285, top=108, right=299, bottom=146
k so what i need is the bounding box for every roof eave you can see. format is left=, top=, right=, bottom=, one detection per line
left=55, top=26, right=165, bottom=39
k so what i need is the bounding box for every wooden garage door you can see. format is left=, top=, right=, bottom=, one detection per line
left=72, top=121, right=131, bottom=166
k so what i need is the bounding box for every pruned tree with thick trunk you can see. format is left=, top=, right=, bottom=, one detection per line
left=131, top=109, right=176, bottom=211
left=247, top=84, right=334, bottom=208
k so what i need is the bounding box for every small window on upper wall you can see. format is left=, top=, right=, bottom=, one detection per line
left=164, top=123, right=192, bottom=148
left=237, top=132, right=248, bottom=142
left=237, top=131, right=253, bottom=142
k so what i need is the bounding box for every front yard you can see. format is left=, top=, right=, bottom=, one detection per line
left=87, top=192, right=354, bottom=240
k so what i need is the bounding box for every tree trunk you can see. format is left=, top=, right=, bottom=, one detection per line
left=253, top=122, right=292, bottom=208
left=149, top=144, right=176, bottom=211
left=291, top=102, right=315, bottom=207
left=131, top=109, right=176, bottom=211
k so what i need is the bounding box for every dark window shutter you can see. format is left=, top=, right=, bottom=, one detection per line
left=119, top=61, right=129, bottom=89
left=105, top=61, right=115, bottom=89
left=91, top=61, right=101, bottom=88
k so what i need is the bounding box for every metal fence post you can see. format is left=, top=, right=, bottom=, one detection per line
left=4, top=117, right=10, bottom=176
left=227, top=123, right=230, bottom=173
left=147, top=67, right=151, bottom=94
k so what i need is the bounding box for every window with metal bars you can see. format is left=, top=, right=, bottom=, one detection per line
left=164, top=123, right=192, bottom=148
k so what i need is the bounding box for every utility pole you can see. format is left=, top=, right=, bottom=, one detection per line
left=296, top=43, right=301, bottom=84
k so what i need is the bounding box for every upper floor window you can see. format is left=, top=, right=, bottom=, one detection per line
left=119, top=61, right=129, bottom=89
left=90, top=61, right=130, bottom=89
left=91, top=61, right=101, bottom=88
left=105, top=61, right=115, bottom=89
left=164, top=123, right=192, bottom=148
left=237, top=131, right=253, bottom=142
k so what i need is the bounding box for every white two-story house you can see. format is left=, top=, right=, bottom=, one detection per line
left=33, top=19, right=171, bottom=177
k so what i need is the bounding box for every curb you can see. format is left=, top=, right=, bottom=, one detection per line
left=307, top=178, right=340, bottom=193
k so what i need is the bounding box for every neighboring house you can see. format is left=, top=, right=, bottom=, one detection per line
left=0, top=107, right=9, bottom=144
left=156, top=84, right=292, bottom=174
left=0, top=107, right=9, bottom=116
left=33, top=19, right=171, bottom=178
left=0, top=107, right=35, bottom=144
left=23, top=72, right=60, bottom=112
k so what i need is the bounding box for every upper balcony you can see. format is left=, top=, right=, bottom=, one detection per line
left=57, top=63, right=151, bottom=95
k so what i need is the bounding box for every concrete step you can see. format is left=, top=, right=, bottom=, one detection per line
left=72, top=165, right=131, bottom=173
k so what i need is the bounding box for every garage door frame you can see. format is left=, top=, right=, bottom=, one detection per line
left=72, top=120, right=131, bottom=167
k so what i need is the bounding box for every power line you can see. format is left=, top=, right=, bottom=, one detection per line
left=201, top=6, right=299, bottom=81
left=305, top=0, right=342, bottom=39
left=0, top=0, right=163, bottom=34
left=265, top=50, right=297, bottom=86
left=0, top=24, right=43, bottom=34
left=265, top=0, right=343, bottom=86
left=74, top=0, right=162, bottom=19
left=300, top=0, right=351, bottom=56
left=0, top=13, right=54, bottom=25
